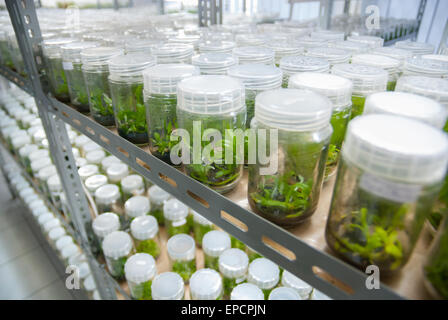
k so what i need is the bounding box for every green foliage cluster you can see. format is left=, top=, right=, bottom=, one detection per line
left=172, top=259, right=196, bottom=282
left=425, top=219, right=448, bottom=299
left=135, top=239, right=160, bottom=259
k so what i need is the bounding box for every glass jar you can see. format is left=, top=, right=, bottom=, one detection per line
left=0, top=28, right=14, bottom=69
left=31, top=156, right=52, bottom=178
left=147, top=185, right=171, bottom=224
left=332, top=64, right=388, bottom=119
left=424, top=217, right=448, bottom=299
left=347, top=35, right=384, bottom=48
left=269, top=287, right=302, bottom=300
left=121, top=174, right=145, bottom=201
left=305, top=47, right=351, bottom=68
left=106, top=163, right=129, bottom=186
left=265, top=40, right=304, bottom=67
left=125, top=39, right=161, bottom=55
left=42, top=38, right=76, bottom=102
left=61, top=42, right=99, bottom=112
left=85, top=149, right=106, bottom=166
left=330, top=40, right=369, bottom=55
left=325, top=114, right=448, bottom=273
left=151, top=272, right=185, bottom=300
left=281, top=270, right=313, bottom=299
left=38, top=165, right=57, bottom=199
left=202, top=230, right=231, bottom=270
left=124, top=195, right=150, bottom=224
left=402, top=57, right=448, bottom=78
left=232, top=46, right=274, bottom=65
left=219, top=248, right=249, bottom=298
left=81, top=47, right=123, bottom=126
left=192, top=53, right=237, bottom=75
left=177, top=75, right=246, bottom=193
left=248, top=88, right=332, bottom=226
left=101, top=155, right=123, bottom=172
left=94, top=184, right=122, bottom=214
left=85, top=174, right=108, bottom=195
left=280, top=55, right=330, bottom=88
left=394, top=40, right=434, bottom=56
left=92, top=212, right=120, bottom=253
left=198, top=40, right=236, bottom=54
left=78, top=164, right=100, bottom=182
left=125, top=253, right=157, bottom=300
left=231, top=283, right=264, bottom=300
left=108, top=53, right=156, bottom=145
left=163, top=198, right=190, bottom=237
left=151, top=43, right=194, bottom=64
left=247, top=258, right=280, bottom=299
left=191, top=210, right=214, bottom=246
left=131, top=215, right=160, bottom=258
left=190, top=268, right=223, bottom=300
left=7, top=29, right=26, bottom=76
left=102, top=231, right=134, bottom=279
left=143, top=64, right=199, bottom=165
left=167, top=233, right=196, bottom=282
left=372, top=47, right=412, bottom=70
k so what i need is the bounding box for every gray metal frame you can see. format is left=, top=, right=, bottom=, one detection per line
left=1, top=0, right=408, bottom=300
left=198, top=0, right=222, bottom=27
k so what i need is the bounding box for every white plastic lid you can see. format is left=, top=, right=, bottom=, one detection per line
left=143, top=64, right=199, bottom=95
left=19, top=187, right=34, bottom=199
left=12, top=135, right=31, bottom=149
left=108, top=53, right=156, bottom=77
left=351, top=54, right=400, bottom=75
left=247, top=258, right=280, bottom=290
left=331, top=40, right=369, bottom=54
left=289, top=72, right=353, bottom=109
left=121, top=174, right=144, bottom=194
left=231, top=283, right=264, bottom=300
left=395, top=76, right=448, bottom=107
left=102, top=231, right=133, bottom=259
left=85, top=149, right=106, bottom=165
left=147, top=185, right=171, bottom=205
left=83, top=142, right=102, bottom=155
left=190, top=268, right=223, bottom=300
left=78, top=164, right=99, bottom=181
left=219, top=248, right=249, bottom=278
left=61, top=243, right=80, bottom=260
left=74, top=135, right=90, bottom=148
left=85, top=174, right=108, bottom=193
left=131, top=215, right=158, bottom=240
left=422, top=54, right=448, bottom=63
left=312, top=289, right=332, bottom=300
left=202, top=230, right=231, bottom=258
left=125, top=253, right=157, bottom=284
left=255, top=88, right=332, bottom=131
left=331, top=63, right=388, bottom=95
left=38, top=165, right=57, bottom=182
left=235, top=33, right=266, bottom=47
left=31, top=156, right=52, bottom=173
left=233, top=46, right=274, bottom=65
left=24, top=194, right=40, bottom=206
left=311, top=30, right=345, bottom=41
left=75, top=157, right=87, bottom=168
left=92, top=212, right=120, bottom=238
left=95, top=184, right=121, bottom=204
left=305, top=47, right=350, bottom=65
left=83, top=275, right=96, bottom=292
left=125, top=195, right=150, bottom=218
left=265, top=40, right=304, bottom=63
left=163, top=198, right=188, bottom=221
left=192, top=53, right=237, bottom=75
left=227, top=64, right=282, bottom=91
left=33, top=129, right=46, bottom=143
left=19, top=144, right=39, bottom=158
left=198, top=40, right=236, bottom=54
left=347, top=35, right=384, bottom=48
left=364, top=92, right=447, bottom=129
left=48, top=227, right=66, bottom=241
left=81, top=46, right=124, bottom=67
left=106, top=163, right=129, bottom=183
left=47, top=174, right=62, bottom=192
left=152, top=43, right=194, bottom=64
left=152, top=272, right=185, bottom=300
left=77, top=262, right=91, bottom=280
left=395, top=40, right=434, bottom=55
left=269, top=286, right=302, bottom=300
left=342, top=114, right=448, bottom=184
left=125, top=39, right=161, bottom=54
left=43, top=218, right=61, bottom=233
left=403, top=57, right=448, bottom=77
left=166, top=233, right=196, bottom=261
left=372, top=47, right=412, bottom=64
left=192, top=210, right=212, bottom=226
left=281, top=270, right=313, bottom=298
left=280, top=55, right=330, bottom=75
left=101, top=155, right=122, bottom=170
left=56, top=236, right=74, bottom=251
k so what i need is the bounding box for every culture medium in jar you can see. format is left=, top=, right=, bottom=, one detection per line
left=232, top=46, right=274, bottom=65
left=81, top=47, right=124, bottom=126
left=124, top=195, right=150, bottom=224
left=108, top=53, right=156, bottom=145
left=177, top=76, right=246, bottom=193
left=147, top=185, right=171, bottom=224
left=325, top=114, right=448, bottom=273
left=190, top=268, right=223, bottom=300
left=305, top=47, right=351, bottom=67
left=151, top=43, right=194, bottom=64
left=94, top=184, right=122, bottom=214
left=151, top=272, right=185, bottom=300
left=143, top=64, right=199, bottom=165
left=332, top=63, right=388, bottom=119
left=289, top=72, right=353, bottom=180
left=163, top=198, right=190, bottom=237
left=230, top=283, right=264, bottom=300
left=191, top=210, right=214, bottom=247
left=102, top=231, right=134, bottom=279
left=130, top=215, right=160, bottom=258
left=347, top=35, right=384, bottom=48
left=121, top=174, right=145, bottom=201
left=125, top=253, right=157, bottom=300
left=247, top=258, right=280, bottom=299
left=281, top=270, right=313, bottom=299
left=279, top=55, right=330, bottom=88
left=248, top=88, right=332, bottom=226
left=202, top=230, right=231, bottom=270
left=92, top=212, right=120, bottom=252
left=192, top=53, right=237, bottom=75
left=166, top=233, right=196, bottom=282
left=402, top=57, right=448, bottom=78
left=219, top=248, right=249, bottom=298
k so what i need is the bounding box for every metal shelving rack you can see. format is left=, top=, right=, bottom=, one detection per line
left=1, top=0, right=423, bottom=300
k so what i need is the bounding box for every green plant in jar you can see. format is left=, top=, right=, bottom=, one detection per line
left=219, top=248, right=249, bottom=299
left=147, top=185, right=170, bottom=225
left=163, top=198, right=190, bottom=237
left=248, top=89, right=333, bottom=227
left=203, top=230, right=231, bottom=271
left=167, top=234, right=196, bottom=282
left=0, top=30, right=14, bottom=70
left=125, top=253, right=157, bottom=300
left=247, top=258, right=280, bottom=300
left=326, top=115, right=448, bottom=273
left=190, top=268, right=223, bottom=300
left=191, top=210, right=214, bottom=246
left=102, top=231, right=134, bottom=280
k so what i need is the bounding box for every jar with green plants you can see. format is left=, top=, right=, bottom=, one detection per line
left=219, top=248, right=249, bottom=299
left=147, top=185, right=171, bottom=224
left=130, top=215, right=160, bottom=258
left=124, top=195, right=150, bottom=225
left=92, top=212, right=120, bottom=255
left=102, top=231, right=134, bottom=279
left=0, top=28, right=14, bottom=70
left=94, top=184, right=122, bottom=215
left=125, top=253, right=157, bottom=300
left=191, top=210, right=214, bottom=247
left=247, top=258, right=280, bottom=299
left=279, top=55, right=330, bottom=88
left=325, top=114, right=448, bottom=273
left=108, top=53, right=156, bottom=145
left=203, top=230, right=231, bottom=271
left=121, top=174, right=145, bottom=201
left=190, top=268, right=223, bottom=300
left=151, top=272, right=185, bottom=300
left=167, top=233, right=196, bottom=282
left=163, top=198, right=190, bottom=237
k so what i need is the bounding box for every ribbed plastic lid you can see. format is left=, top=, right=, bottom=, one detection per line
left=311, top=30, right=345, bottom=41
left=94, top=184, right=121, bottom=203
left=19, top=187, right=34, bottom=198
left=12, top=135, right=31, bottom=149
left=24, top=194, right=39, bottom=206
left=101, top=155, right=122, bottom=170
left=152, top=43, right=194, bottom=63
left=125, top=195, right=150, bottom=218
left=202, top=230, right=231, bottom=258
left=331, top=40, right=369, bottom=54
left=192, top=53, right=237, bottom=75
left=192, top=210, right=212, bottom=226
left=281, top=270, right=312, bottom=298
left=177, top=75, right=245, bottom=114
left=125, top=39, right=161, bottom=54
left=342, top=114, right=448, bottom=184
left=125, top=253, right=157, bottom=284
left=83, top=275, right=96, bottom=292
left=74, top=135, right=90, bottom=148
left=31, top=157, right=52, bottom=173
left=85, top=149, right=106, bottom=165
left=81, top=46, right=124, bottom=66
left=190, top=268, right=222, bottom=300
left=61, top=41, right=99, bottom=61
left=143, top=64, right=199, bottom=95
left=422, top=54, right=448, bottom=63
left=269, top=287, right=302, bottom=300
left=42, top=37, right=76, bottom=55
left=230, top=283, right=264, bottom=300
left=235, top=34, right=266, bottom=46
left=19, top=144, right=39, bottom=158
left=395, top=76, right=448, bottom=107
left=198, top=40, right=236, bottom=53
left=166, top=233, right=195, bottom=261
left=61, top=243, right=80, bottom=260
left=107, top=163, right=129, bottom=183
left=332, top=63, right=388, bottom=95
left=152, top=272, right=185, bottom=300
left=347, top=35, right=384, bottom=48
left=48, top=227, right=66, bottom=241
left=395, top=40, right=434, bottom=55
left=233, top=46, right=274, bottom=65
left=56, top=236, right=74, bottom=251
left=75, top=157, right=87, bottom=168
left=364, top=92, right=447, bottom=129
left=265, top=40, right=304, bottom=63
left=280, top=55, right=330, bottom=75
left=108, top=53, right=156, bottom=76
left=131, top=215, right=158, bottom=240
left=102, top=231, right=133, bottom=259
left=147, top=185, right=171, bottom=205
left=121, top=174, right=144, bottom=194
left=351, top=54, right=400, bottom=75
left=78, top=164, right=99, bottom=180
left=43, top=218, right=61, bottom=233
left=294, top=36, right=328, bottom=49
left=255, top=88, right=332, bottom=131
left=163, top=198, right=188, bottom=221
left=38, top=165, right=57, bottom=182
left=247, top=258, right=280, bottom=290
left=92, top=212, right=120, bottom=238
left=227, top=64, right=282, bottom=91
left=85, top=174, right=108, bottom=193
left=305, top=47, right=350, bottom=65
left=219, top=248, right=249, bottom=278
left=403, top=57, right=448, bottom=77
left=289, top=72, right=352, bottom=109
left=47, top=174, right=62, bottom=192
left=372, top=47, right=412, bottom=64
